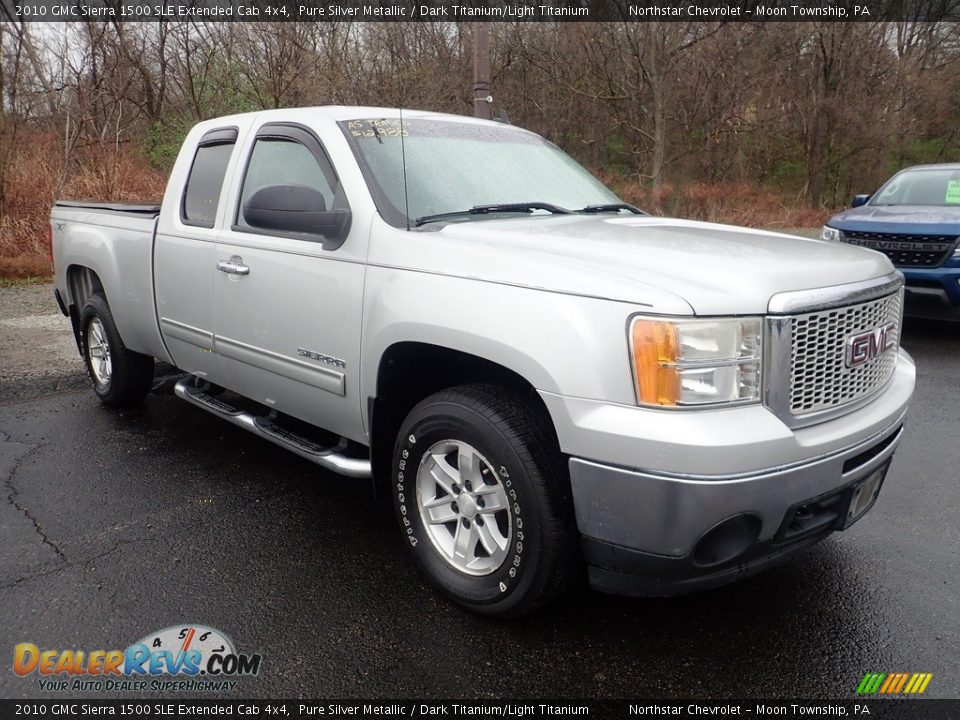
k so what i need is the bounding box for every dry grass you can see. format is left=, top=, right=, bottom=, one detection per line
left=0, top=130, right=165, bottom=279
left=0, top=255, right=53, bottom=279
left=602, top=173, right=835, bottom=229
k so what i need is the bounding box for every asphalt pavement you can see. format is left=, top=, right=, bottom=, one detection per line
left=0, top=283, right=958, bottom=699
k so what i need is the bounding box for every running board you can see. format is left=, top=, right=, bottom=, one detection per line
left=174, top=378, right=371, bottom=478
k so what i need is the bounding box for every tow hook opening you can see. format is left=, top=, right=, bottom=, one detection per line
left=691, top=514, right=762, bottom=568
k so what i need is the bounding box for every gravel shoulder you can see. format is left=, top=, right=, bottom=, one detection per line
left=0, top=283, right=87, bottom=404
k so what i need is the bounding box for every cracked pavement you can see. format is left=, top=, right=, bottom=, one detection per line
left=0, top=284, right=958, bottom=699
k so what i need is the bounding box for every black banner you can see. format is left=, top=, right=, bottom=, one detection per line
left=2, top=700, right=960, bottom=720
left=1, top=0, right=959, bottom=23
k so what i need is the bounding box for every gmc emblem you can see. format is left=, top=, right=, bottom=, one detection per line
left=845, top=322, right=896, bottom=368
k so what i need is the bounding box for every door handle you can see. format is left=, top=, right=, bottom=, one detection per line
left=217, top=257, right=250, bottom=276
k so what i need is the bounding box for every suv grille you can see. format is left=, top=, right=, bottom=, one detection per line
left=841, top=230, right=957, bottom=267
left=789, top=290, right=902, bottom=415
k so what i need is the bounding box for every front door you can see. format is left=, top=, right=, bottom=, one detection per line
left=212, top=123, right=366, bottom=442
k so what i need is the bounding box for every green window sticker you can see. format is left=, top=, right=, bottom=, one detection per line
left=946, top=180, right=960, bottom=204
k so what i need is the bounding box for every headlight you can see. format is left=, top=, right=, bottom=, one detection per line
left=820, top=226, right=841, bottom=242
left=629, top=316, right=762, bottom=408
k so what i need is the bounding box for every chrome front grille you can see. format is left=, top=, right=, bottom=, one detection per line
left=787, top=290, right=902, bottom=415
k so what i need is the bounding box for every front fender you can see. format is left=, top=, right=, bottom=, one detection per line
left=360, top=266, right=649, bottom=417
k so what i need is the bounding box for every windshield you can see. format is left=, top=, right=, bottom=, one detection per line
left=339, top=117, right=620, bottom=228
left=871, top=167, right=960, bottom=207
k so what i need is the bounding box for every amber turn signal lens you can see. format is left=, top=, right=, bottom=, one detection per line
left=631, top=319, right=680, bottom=406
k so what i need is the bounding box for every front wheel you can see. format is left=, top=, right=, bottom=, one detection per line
left=392, top=384, right=577, bottom=617
left=80, top=293, right=154, bottom=407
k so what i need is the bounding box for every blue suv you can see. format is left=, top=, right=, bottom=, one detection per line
left=823, top=163, right=960, bottom=319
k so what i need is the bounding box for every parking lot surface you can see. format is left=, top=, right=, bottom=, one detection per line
left=1, top=283, right=958, bottom=698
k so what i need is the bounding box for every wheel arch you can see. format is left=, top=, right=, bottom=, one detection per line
left=65, top=265, right=106, bottom=355
left=368, top=341, right=560, bottom=485
left=67, top=264, right=105, bottom=306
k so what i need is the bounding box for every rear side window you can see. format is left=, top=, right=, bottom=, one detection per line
left=181, top=128, right=237, bottom=228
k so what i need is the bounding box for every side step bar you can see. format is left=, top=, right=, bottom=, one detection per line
left=174, top=378, right=371, bottom=479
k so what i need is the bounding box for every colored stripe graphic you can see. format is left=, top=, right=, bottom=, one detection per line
left=857, top=673, right=886, bottom=694
left=857, top=672, right=932, bottom=694
left=879, top=674, right=897, bottom=694
left=911, top=673, right=933, bottom=694
left=895, top=673, right=911, bottom=693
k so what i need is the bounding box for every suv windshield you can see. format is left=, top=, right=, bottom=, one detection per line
left=339, top=117, right=620, bottom=228
left=871, top=167, right=960, bottom=207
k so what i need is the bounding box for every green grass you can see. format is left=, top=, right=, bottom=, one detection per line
left=0, top=275, right=51, bottom=288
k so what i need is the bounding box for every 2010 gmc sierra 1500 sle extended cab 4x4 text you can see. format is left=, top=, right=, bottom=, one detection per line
left=51, top=107, right=915, bottom=617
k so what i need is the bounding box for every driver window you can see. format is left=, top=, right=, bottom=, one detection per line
left=236, top=136, right=340, bottom=230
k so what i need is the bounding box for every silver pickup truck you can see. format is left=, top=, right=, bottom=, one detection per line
left=51, top=107, right=915, bottom=617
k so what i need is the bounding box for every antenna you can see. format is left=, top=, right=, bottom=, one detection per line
left=399, top=106, right=411, bottom=232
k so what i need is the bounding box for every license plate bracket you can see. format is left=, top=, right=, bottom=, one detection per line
left=842, top=460, right=891, bottom=530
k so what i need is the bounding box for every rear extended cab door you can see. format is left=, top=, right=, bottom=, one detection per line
left=154, top=124, right=246, bottom=380
left=212, top=115, right=373, bottom=444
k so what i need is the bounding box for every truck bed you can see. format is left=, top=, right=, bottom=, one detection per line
left=54, top=200, right=161, bottom=217
left=51, top=199, right=167, bottom=364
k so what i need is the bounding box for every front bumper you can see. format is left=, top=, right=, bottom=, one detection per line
left=542, top=350, right=914, bottom=596
left=573, top=420, right=901, bottom=596
left=901, top=267, right=960, bottom=318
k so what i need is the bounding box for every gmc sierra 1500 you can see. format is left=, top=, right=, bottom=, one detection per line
left=51, top=107, right=915, bottom=617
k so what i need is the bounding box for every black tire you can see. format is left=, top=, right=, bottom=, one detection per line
left=80, top=293, right=154, bottom=407
left=392, top=384, right=577, bottom=618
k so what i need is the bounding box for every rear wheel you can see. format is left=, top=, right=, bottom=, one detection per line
left=80, top=293, right=154, bottom=407
left=392, top=384, right=576, bottom=617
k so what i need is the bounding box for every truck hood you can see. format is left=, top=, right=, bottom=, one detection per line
left=404, top=215, right=893, bottom=315
left=827, top=204, right=960, bottom=236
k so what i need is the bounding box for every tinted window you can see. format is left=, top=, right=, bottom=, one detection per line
left=236, top=137, right=343, bottom=231
left=182, top=141, right=234, bottom=227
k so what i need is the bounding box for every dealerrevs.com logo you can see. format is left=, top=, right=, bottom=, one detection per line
left=13, top=625, right=262, bottom=693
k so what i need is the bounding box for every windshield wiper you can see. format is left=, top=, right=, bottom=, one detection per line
left=576, top=203, right=647, bottom=215
left=415, top=202, right=572, bottom=227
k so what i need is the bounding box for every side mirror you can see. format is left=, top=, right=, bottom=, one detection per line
left=243, top=184, right=351, bottom=249
left=851, top=194, right=871, bottom=208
